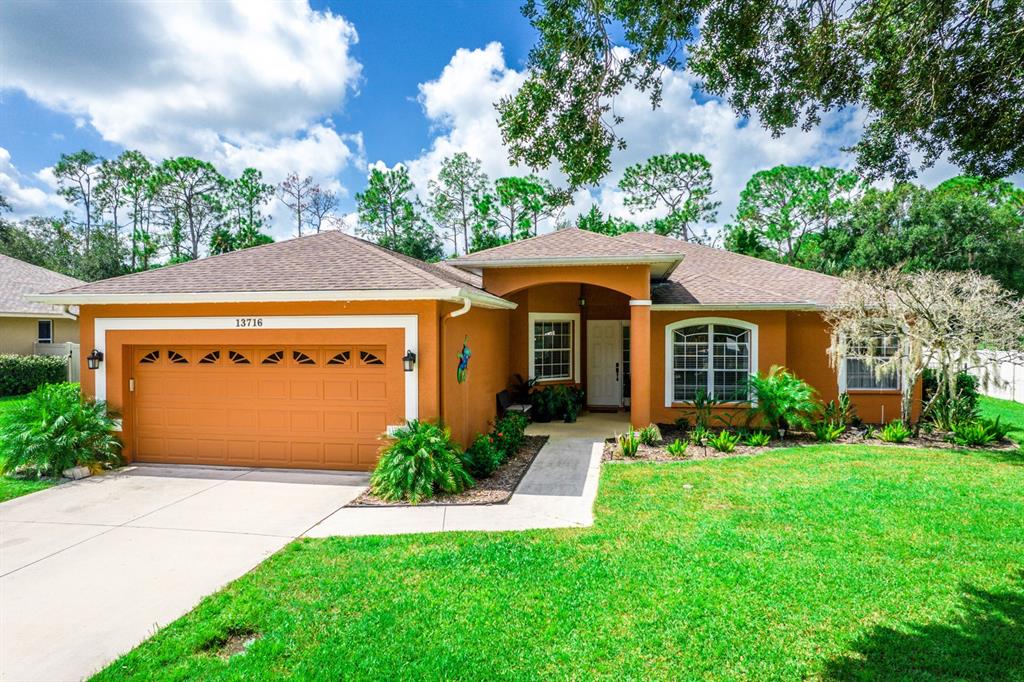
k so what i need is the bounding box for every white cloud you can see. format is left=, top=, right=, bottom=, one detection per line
left=0, top=148, right=69, bottom=219
left=0, top=0, right=364, bottom=206
left=402, top=42, right=977, bottom=241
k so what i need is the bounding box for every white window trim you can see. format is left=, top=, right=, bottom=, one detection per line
left=37, top=319, right=54, bottom=343
left=664, top=317, right=759, bottom=407
left=528, top=312, right=581, bottom=383
left=93, top=315, right=419, bottom=421
left=838, top=336, right=901, bottom=393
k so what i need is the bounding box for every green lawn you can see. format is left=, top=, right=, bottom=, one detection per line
left=96, top=442, right=1024, bottom=681
left=0, top=394, right=56, bottom=502
left=979, top=394, right=1024, bottom=441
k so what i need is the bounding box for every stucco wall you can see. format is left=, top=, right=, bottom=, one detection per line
left=440, top=303, right=511, bottom=447
left=648, top=309, right=920, bottom=426
left=0, top=316, right=78, bottom=355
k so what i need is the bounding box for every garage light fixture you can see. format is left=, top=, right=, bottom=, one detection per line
left=578, top=296, right=586, bottom=307
left=86, top=348, right=104, bottom=370
left=402, top=350, right=417, bottom=372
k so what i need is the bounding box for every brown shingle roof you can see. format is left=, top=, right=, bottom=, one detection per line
left=449, top=227, right=682, bottom=265
left=0, top=254, right=84, bottom=316
left=41, top=231, right=489, bottom=297
left=617, top=232, right=839, bottom=306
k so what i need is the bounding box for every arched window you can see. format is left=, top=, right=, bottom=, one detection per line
left=665, top=318, right=758, bottom=404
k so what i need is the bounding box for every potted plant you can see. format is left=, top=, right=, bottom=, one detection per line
left=530, top=387, right=555, bottom=423
left=563, top=386, right=585, bottom=423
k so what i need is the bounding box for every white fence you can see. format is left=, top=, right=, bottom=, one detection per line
left=33, top=342, right=80, bottom=383
left=968, top=351, right=1024, bottom=403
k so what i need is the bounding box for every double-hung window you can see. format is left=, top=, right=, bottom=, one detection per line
left=529, top=314, right=578, bottom=382
left=844, top=335, right=900, bottom=390
left=670, top=321, right=755, bottom=402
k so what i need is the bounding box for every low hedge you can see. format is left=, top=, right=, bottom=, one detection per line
left=0, top=354, right=68, bottom=397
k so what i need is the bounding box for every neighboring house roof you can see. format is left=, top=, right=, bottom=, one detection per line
left=617, top=232, right=840, bottom=308
left=0, top=254, right=84, bottom=318
left=449, top=227, right=683, bottom=277
left=32, top=231, right=514, bottom=309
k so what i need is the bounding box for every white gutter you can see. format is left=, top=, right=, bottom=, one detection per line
left=28, top=287, right=517, bottom=310
left=447, top=295, right=473, bottom=318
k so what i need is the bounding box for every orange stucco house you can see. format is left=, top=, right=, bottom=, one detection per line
left=31, top=228, right=917, bottom=471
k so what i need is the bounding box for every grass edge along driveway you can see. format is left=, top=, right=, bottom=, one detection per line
left=95, top=438, right=1024, bottom=681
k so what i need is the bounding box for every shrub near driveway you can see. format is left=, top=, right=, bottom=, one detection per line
left=96, top=445, right=1024, bottom=681
left=0, top=383, right=121, bottom=478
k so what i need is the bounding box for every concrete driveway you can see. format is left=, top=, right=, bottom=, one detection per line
left=0, top=465, right=368, bottom=682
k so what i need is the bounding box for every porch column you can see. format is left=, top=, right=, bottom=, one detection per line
left=629, top=299, right=652, bottom=428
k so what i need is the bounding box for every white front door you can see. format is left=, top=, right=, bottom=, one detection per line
left=587, top=320, right=623, bottom=407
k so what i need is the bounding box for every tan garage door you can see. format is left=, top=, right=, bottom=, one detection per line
left=131, top=344, right=403, bottom=470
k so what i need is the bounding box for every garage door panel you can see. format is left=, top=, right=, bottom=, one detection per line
left=357, top=443, right=383, bottom=465
left=357, top=412, right=387, bottom=434
left=291, top=442, right=323, bottom=466
left=195, top=439, right=226, bottom=462
left=258, top=379, right=288, bottom=399
left=323, top=380, right=355, bottom=401
left=357, top=380, right=387, bottom=401
left=324, top=442, right=356, bottom=466
left=164, top=408, right=193, bottom=428
left=258, top=441, right=291, bottom=466
left=290, top=411, right=321, bottom=432
left=225, top=378, right=258, bottom=399
left=227, top=440, right=259, bottom=466
left=227, top=410, right=257, bottom=429
left=289, top=380, right=321, bottom=400
left=323, top=411, right=354, bottom=432
left=133, top=344, right=400, bottom=471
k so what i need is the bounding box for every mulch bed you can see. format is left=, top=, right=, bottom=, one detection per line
left=348, top=435, right=549, bottom=507
left=603, top=423, right=1019, bottom=463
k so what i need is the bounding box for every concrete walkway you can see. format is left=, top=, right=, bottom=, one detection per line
left=307, top=412, right=624, bottom=537
left=0, top=412, right=622, bottom=681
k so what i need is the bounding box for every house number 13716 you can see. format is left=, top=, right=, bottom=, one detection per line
left=235, top=318, right=263, bottom=328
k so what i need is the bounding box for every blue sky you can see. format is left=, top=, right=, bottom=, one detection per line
left=0, top=0, right=992, bottom=242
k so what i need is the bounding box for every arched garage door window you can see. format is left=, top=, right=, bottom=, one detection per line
left=665, top=318, right=758, bottom=404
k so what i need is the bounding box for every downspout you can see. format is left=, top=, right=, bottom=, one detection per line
left=61, top=305, right=78, bottom=321
left=439, top=294, right=473, bottom=432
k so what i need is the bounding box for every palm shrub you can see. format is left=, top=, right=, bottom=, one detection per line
left=616, top=429, right=641, bottom=457
left=748, top=366, right=818, bottom=436
left=371, top=420, right=472, bottom=503
left=950, top=417, right=1010, bottom=447
left=880, top=420, right=912, bottom=443
left=665, top=439, right=687, bottom=457
left=708, top=430, right=741, bottom=453
left=812, top=421, right=846, bottom=443
left=688, top=425, right=712, bottom=445
left=638, top=423, right=662, bottom=446
left=0, top=383, right=121, bottom=477
left=744, top=431, right=771, bottom=447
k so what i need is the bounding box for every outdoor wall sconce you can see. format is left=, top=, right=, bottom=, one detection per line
left=86, top=349, right=104, bottom=370
left=578, top=296, right=586, bottom=307
left=402, top=350, right=417, bottom=372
